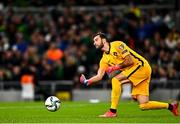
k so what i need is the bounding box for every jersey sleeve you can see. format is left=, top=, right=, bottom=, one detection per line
left=99, top=57, right=109, bottom=71
left=115, top=42, right=130, bottom=58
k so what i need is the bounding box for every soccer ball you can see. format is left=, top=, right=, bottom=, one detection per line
left=45, top=96, right=61, bottom=112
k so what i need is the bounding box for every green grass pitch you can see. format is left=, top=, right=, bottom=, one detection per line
left=0, top=101, right=179, bottom=123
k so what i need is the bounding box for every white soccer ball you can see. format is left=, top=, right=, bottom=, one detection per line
left=45, top=96, right=61, bottom=112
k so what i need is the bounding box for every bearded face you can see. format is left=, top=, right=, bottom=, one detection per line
left=93, top=35, right=104, bottom=50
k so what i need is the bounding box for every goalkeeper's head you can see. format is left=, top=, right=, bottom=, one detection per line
left=92, top=32, right=109, bottom=50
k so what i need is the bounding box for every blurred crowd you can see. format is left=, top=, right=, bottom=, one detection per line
left=0, top=4, right=179, bottom=87
left=0, top=0, right=170, bottom=6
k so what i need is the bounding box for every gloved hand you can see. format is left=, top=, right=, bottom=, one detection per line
left=80, top=74, right=89, bottom=86
left=107, top=70, right=121, bottom=78
left=106, top=65, right=121, bottom=74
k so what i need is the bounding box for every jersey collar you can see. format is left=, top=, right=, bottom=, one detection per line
left=105, top=43, right=111, bottom=54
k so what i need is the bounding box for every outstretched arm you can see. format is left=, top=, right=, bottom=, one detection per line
left=88, top=68, right=106, bottom=83
left=80, top=68, right=106, bottom=86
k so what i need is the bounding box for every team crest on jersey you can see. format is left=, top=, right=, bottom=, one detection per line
left=119, top=44, right=124, bottom=50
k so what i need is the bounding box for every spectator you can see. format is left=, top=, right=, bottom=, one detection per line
left=45, top=42, right=63, bottom=63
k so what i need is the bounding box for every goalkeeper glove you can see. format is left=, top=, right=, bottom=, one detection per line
left=106, top=65, right=121, bottom=74
left=80, top=74, right=91, bottom=86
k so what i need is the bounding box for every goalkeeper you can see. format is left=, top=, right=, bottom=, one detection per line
left=80, top=32, right=179, bottom=118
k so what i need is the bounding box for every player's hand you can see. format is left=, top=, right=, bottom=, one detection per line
left=80, top=74, right=89, bottom=86
left=106, top=65, right=120, bottom=74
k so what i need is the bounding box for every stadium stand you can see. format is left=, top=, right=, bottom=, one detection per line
left=0, top=0, right=179, bottom=100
